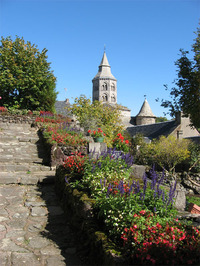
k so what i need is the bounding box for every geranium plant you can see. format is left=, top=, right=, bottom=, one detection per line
left=63, top=152, right=85, bottom=175
left=112, top=133, right=130, bottom=153
left=88, top=128, right=105, bottom=138
left=0, top=106, right=7, bottom=112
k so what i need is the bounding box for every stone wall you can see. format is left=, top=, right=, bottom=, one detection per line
left=136, top=116, right=156, bottom=125
left=181, top=172, right=200, bottom=194
left=0, top=114, right=36, bottom=124
left=40, top=130, right=107, bottom=168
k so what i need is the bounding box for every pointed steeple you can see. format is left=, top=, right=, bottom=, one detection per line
left=99, top=52, right=110, bottom=67
left=93, top=52, right=116, bottom=80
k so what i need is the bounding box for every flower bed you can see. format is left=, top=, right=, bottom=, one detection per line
left=55, top=149, right=200, bottom=265
left=35, top=112, right=89, bottom=167
left=55, top=166, right=126, bottom=265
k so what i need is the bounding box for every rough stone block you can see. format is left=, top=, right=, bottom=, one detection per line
left=88, top=142, right=100, bottom=154
left=20, top=176, right=38, bottom=185
left=174, top=189, right=186, bottom=211
left=131, top=164, right=146, bottom=179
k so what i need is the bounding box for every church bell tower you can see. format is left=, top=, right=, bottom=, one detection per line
left=92, top=52, right=117, bottom=104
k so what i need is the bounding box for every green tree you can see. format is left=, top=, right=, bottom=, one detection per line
left=69, top=95, right=124, bottom=146
left=161, top=24, right=200, bottom=130
left=155, top=116, right=168, bottom=123
left=0, top=36, right=57, bottom=112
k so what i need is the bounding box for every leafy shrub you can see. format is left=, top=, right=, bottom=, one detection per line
left=188, top=142, right=200, bottom=172
left=136, top=135, right=190, bottom=172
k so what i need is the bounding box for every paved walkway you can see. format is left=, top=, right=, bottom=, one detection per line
left=0, top=183, right=85, bottom=266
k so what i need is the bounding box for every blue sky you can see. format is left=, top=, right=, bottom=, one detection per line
left=0, top=0, right=199, bottom=118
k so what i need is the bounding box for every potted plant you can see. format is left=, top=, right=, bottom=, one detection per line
left=88, top=128, right=105, bottom=143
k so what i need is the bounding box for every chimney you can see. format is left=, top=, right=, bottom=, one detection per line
left=175, top=111, right=182, bottom=125
left=65, top=98, right=69, bottom=104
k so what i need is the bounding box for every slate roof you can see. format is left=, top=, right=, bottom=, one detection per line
left=126, top=120, right=178, bottom=140
left=55, top=101, right=71, bottom=116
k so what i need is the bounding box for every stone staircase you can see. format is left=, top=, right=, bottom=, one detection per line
left=0, top=122, right=55, bottom=184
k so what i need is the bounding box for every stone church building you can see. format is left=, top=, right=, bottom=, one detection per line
left=55, top=51, right=200, bottom=142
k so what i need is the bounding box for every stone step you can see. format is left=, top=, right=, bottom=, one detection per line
left=0, top=162, right=52, bottom=172
left=0, top=135, right=40, bottom=144
left=0, top=171, right=56, bottom=185
left=0, top=154, right=44, bottom=163
left=0, top=123, right=36, bottom=131
left=0, top=126, right=37, bottom=132
left=0, top=145, right=47, bottom=155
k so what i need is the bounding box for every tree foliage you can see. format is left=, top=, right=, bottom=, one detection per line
left=136, top=135, right=190, bottom=173
left=0, top=36, right=57, bottom=112
left=68, top=95, right=125, bottom=146
left=155, top=116, right=168, bottom=123
left=161, top=24, right=200, bottom=130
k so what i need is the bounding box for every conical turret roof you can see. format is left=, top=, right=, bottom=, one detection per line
left=137, top=99, right=156, bottom=117
left=93, top=52, right=116, bottom=80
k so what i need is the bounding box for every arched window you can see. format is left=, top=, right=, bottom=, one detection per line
left=102, top=94, right=108, bottom=102
left=111, top=95, right=116, bottom=102
left=102, top=82, right=107, bottom=91
left=111, top=83, right=115, bottom=91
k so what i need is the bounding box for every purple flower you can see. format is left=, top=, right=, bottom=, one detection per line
left=100, top=179, right=103, bottom=189
left=65, top=176, right=69, bottom=184
left=150, top=165, right=158, bottom=190
left=143, top=173, right=147, bottom=197
left=106, top=183, right=113, bottom=198
left=118, top=180, right=125, bottom=195
left=167, top=179, right=177, bottom=206
left=97, top=161, right=102, bottom=169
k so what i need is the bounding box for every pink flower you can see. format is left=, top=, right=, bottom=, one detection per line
left=139, top=210, right=146, bottom=215
left=146, top=255, right=151, bottom=260
left=150, top=258, right=156, bottom=265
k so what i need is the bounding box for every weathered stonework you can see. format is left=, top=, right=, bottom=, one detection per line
left=0, top=114, right=36, bottom=124
left=92, top=52, right=117, bottom=104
